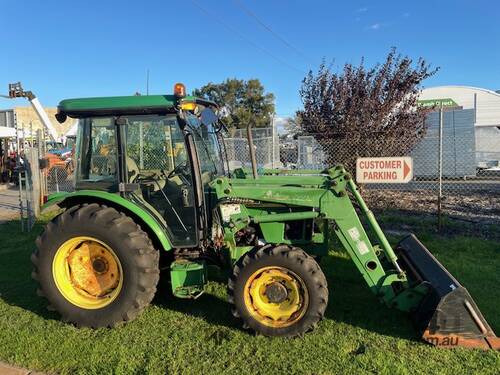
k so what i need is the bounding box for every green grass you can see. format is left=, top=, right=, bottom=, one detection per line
left=0, top=218, right=499, bottom=374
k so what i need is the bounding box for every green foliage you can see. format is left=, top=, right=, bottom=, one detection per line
left=282, top=115, right=303, bottom=137
left=193, top=78, right=275, bottom=129
left=0, top=218, right=499, bottom=374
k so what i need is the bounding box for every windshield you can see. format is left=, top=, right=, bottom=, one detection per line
left=184, top=112, right=225, bottom=180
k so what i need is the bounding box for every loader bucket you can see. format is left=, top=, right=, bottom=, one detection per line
left=396, top=234, right=500, bottom=350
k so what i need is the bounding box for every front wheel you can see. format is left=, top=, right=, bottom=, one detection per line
left=32, top=204, right=159, bottom=328
left=228, top=245, right=328, bottom=337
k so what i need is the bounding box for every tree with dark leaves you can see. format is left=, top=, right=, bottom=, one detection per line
left=296, top=48, right=438, bottom=171
left=193, top=78, right=275, bottom=129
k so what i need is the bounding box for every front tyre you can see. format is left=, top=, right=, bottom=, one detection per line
left=228, top=245, right=328, bottom=337
left=32, top=204, right=159, bottom=328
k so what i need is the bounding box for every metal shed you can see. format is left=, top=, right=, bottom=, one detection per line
left=412, top=109, right=476, bottom=178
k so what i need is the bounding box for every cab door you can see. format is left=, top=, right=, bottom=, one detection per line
left=124, top=114, right=199, bottom=247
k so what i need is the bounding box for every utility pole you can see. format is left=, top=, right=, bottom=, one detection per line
left=437, top=104, right=444, bottom=230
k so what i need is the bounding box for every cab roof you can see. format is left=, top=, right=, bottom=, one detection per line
left=57, top=94, right=217, bottom=118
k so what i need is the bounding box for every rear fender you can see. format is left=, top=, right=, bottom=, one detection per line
left=42, top=190, right=173, bottom=252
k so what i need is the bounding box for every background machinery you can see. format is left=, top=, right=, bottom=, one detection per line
left=6, top=82, right=74, bottom=187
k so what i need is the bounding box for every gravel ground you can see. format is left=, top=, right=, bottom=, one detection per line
left=0, top=185, right=20, bottom=223
left=362, top=189, right=500, bottom=240
left=364, top=189, right=500, bottom=225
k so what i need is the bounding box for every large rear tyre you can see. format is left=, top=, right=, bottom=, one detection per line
left=32, top=203, right=159, bottom=328
left=228, top=245, right=328, bottom=337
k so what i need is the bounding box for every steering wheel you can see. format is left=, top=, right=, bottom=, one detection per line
left=167, top=161, right=189, bottom=179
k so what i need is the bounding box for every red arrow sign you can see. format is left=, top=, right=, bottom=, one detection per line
left=403, top=161, right=411, bottom=179
left=356, top=157, right=413, bottom=184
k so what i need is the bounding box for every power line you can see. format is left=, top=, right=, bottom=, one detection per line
left=189, top=0, right=305, bottom=75
left=232, top=0, right=313, bottom=65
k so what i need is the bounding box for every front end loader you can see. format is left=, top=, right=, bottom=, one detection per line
left=31, top=83, right=499, bottom=350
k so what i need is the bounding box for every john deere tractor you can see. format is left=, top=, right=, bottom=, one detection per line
left=32, top=84, right=499, bottom=349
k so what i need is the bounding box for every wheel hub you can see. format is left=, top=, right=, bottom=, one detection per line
left=67, top=241, right=119, bottom=297
left=52, top=236, right=123, bottom=309
left=244, top=266, right=309, bottom=328
left=264, top=282, right=288, bottom=303
left=92, top=257, right=108, bottom=274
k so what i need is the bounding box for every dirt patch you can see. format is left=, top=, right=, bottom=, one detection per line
left=0, top=361, right=46, bottom=375
left=0, top=186, right=20, bottom=224
left=363, top=189, right=500, bottom=225
left=360, top=189, right=500, bottom=241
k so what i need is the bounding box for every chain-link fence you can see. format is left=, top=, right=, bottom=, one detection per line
left=34, top=109, right=499, bottom=227
left=224, top=127, right=280, bottom=170
left=224, top=112, right=500, bottom=226
left=14, top=122, right=41, bottom=231
left=43, top=130, right=75, bottom=195
left=285, top=135, right=499, bottom=225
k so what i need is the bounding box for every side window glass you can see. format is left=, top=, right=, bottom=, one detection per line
left=126, top=116, right=189, bottom=178
left=76, top=117, right=117, bottom=184
left=90, top=120, right=116, bottom=178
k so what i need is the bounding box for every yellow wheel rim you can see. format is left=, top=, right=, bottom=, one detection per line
left=244, top=266, right=309, bottom=328
left=52, top=236, right=123, bottom=309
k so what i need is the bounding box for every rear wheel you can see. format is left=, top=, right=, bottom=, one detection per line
left=228, top=245, right=328, bottom=337
left=32, top=203, right=159, bottom=327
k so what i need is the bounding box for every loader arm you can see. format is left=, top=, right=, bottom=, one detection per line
left=215, top=165, right=500, bottom=350
left=332, top=168, right=497, bottom=350
left=213, top=166, right=422, bottom=308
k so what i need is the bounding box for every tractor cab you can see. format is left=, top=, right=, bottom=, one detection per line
left=56, top=84, right=226, bottom=247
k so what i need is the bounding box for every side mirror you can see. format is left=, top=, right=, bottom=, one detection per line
left=200, top=108, right=218, bottom=127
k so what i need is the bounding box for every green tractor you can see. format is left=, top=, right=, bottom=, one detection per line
left=32, top=83, right=499, bottom=349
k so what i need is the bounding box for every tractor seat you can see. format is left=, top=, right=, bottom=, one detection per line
left=127, top=156, right=140, bottom=182
left=127, top=156, right=166, bottom=191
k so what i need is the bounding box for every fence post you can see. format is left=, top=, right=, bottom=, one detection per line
left=16, top=116, right=25, bottom=231
left=40, top=127, right=47, bottom=200
left=247, top=123, right=259, bottom=179
left=36, top=129, right=44, bottom=205
left=139, top=122, right=144, bottom=170
left=437, top=106, right=444, bottom=230
left=272, top=115, right=277, bottom=168
left=28, top=147, right=41, bottom=219
left=473, top=93, right=477, bottom=124
left=55, top=167, right=60, bottom=193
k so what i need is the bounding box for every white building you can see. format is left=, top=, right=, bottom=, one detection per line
left=420, top=86, right=500, bottom=167
left=0, top=109, right=15, bottom=139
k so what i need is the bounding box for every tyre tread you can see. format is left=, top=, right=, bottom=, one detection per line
left=228, top=244, right=328, bottom=337
left=32, top=204, right=159, bottom=328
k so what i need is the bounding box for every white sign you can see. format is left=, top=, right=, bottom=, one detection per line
left=220, top=204, right=241, bottom=222
left=356, top=157, right=413, bottom=184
